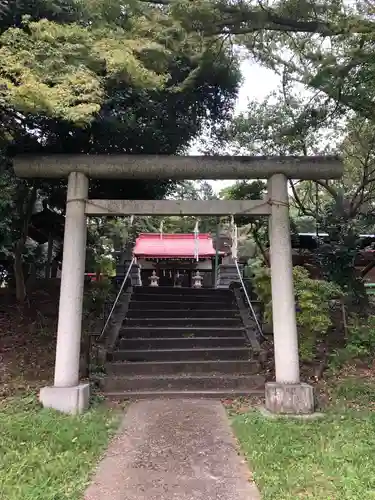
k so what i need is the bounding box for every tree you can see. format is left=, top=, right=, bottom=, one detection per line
left=1, top=9, right=168, bottom=127
left=139, top=0, right=373, bottom=37
left=232, top=1, right=375, bottom=122
left=0, top=0, right=243, bottom=132
left=134, top=0, right=375, bottom=310
left=0, top=0, right=242, bottom=300
left=215, top=81, right=375, bottom=305
left=137, top=0, right=375, bottom=127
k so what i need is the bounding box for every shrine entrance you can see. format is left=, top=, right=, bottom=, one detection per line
left=156, top=268, right=176, bottom=287
left=152, top=267, right=190, bottom=287
left=13, top=154, right=343, bottom=415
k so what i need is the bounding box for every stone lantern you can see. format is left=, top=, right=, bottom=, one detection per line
left=192, top=270, right=203, bottom=288
left=149, top=270, right=159, bottom=287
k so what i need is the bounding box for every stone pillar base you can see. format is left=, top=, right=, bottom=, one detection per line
left=265, top=382, right=314, bottom=414
left=39, top=383, right=90, bottom=414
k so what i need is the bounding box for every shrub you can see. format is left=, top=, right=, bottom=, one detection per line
left=83, top=279, right=114, bottom=316
left=248, top=260, right=343, bottom=360
left=330, top=314, right=375, bottom=369
left=346, top=314, right=375, bottom=357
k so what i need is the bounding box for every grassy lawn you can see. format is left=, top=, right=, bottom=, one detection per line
left=231, top=378, right=375, bottom=500
left=0, top=395, right=121, bottom=500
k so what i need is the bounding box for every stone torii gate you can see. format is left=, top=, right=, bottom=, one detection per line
left=13, top=155, right=342, bottom=414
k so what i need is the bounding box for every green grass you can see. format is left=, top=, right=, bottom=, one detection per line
left=232, top=380, right=375, bottom=500
left=0, top=395, right=121, bottom=500
left=334, top=378, right=375, bottom=409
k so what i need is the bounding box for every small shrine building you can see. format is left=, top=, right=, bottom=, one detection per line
left=132, top=232, right=225, bottom=287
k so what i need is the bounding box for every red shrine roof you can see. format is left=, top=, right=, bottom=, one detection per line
left=133, top=233, right=218, bottom=259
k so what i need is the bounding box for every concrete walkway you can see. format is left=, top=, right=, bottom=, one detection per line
left=84, top=399, right=260, bottom=500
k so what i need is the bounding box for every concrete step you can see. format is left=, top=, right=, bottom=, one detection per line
left=106, top=359, right=259, bottom=375
left=124, top=317, right=242, bottom=328
left=104, top=389, right=265, bottom=400
left=101, top=374, right=265, bottom=392
left=129, top=300, right=237, bottom=310
left=118, top=336, right=248, bottom=350
left=133, top=287, right=233, bottom=296
left=119, top=326, right=247, bottom=338
left=109, top=347, right=252, bottom=362
left=127, top=309, right=240, bottom=319
left=131, top=294, right=234, bottom=303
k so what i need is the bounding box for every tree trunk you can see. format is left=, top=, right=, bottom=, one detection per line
left=361, top=258, right=375, bottom=278
left=13, top=183, right=38, bottom=302
left=96, top=266, right=101, bottom=282
left=253, top=232, right=269, bottom=266
left=14, top=240, right=26, bottom=302
left=45, top=232, right=53, bottom=279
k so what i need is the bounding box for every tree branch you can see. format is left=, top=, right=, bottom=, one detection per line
left=137, top=0, right=375, bottom=36
left=361, top=258, right=375, bottom=278
left=252, top=227, right=269, bottom=266
left=315, top=180, right=338, bottom=199
left=289, top=180, right=314, bottom=217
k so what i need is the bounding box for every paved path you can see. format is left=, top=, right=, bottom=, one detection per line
left=85, top=399, right=260, bottom=500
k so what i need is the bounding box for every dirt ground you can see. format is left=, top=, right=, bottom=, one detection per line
left=0, top=280, right=102, bottom=397
left=0, top=285, right=58, bottom=396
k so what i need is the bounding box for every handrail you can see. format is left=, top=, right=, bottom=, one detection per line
left=233, top=258, right=264, bottom=339
left=98, top=256, right=135, bottom=341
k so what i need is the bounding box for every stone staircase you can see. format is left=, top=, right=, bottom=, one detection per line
left=102, top=286, right=265, bottom=399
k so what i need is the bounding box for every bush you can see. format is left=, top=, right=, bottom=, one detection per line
left=83, top=279, right=114, bottom=317
left=330, top=314, right=375, bottom=369
left=346, top=314, right=375, bottom=358
left=248, top=260, right=343, bottom=360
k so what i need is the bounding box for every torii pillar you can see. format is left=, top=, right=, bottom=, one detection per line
left=13, top=155, right=343, bottom=414
left=266, top=174, right=307, bottom=413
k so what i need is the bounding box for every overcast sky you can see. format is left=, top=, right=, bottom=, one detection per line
left=191, top=60, right=281, bottom=194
